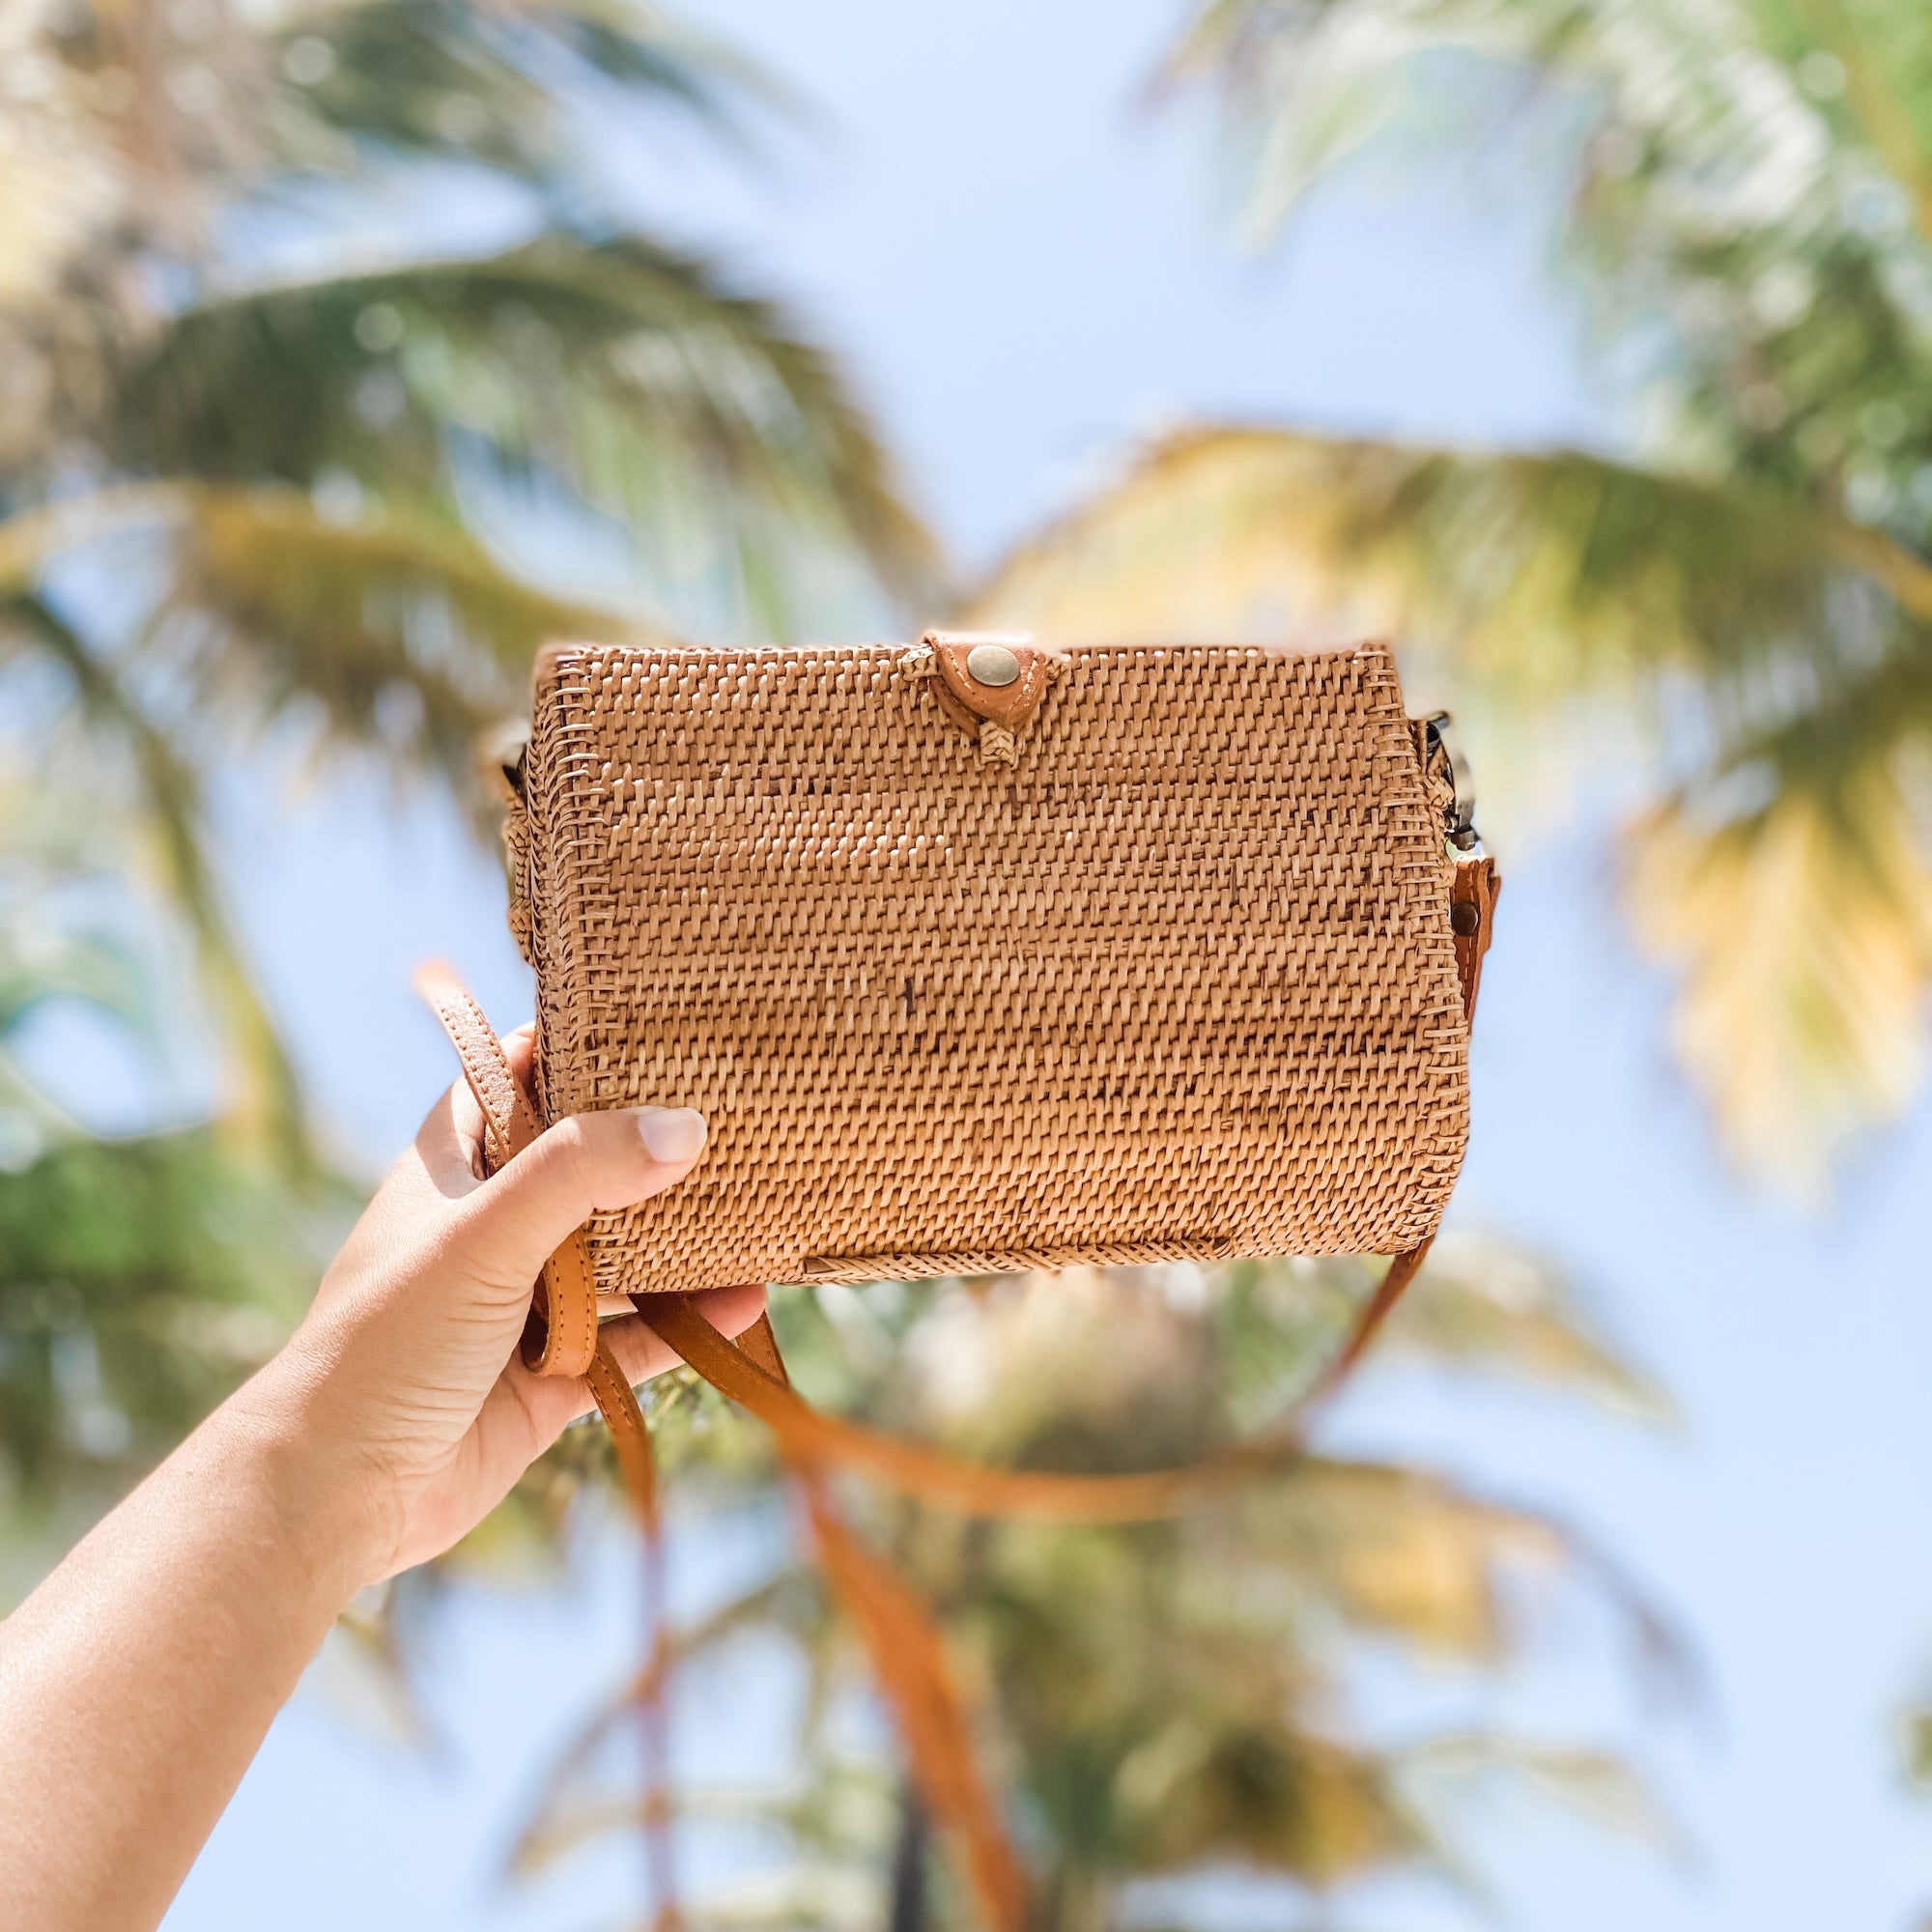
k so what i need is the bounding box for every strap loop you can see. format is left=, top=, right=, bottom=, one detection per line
left=411, top=960, right=597, bottom=1379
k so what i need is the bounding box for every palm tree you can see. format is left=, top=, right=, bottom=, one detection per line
left=0, top=0, right=936, bottom=1159
left=497, top=1247, right=1675, bottom=1930
left=0, top=801, right=354, bottom=1588
left=968, top=0, right=1932, bottom=1192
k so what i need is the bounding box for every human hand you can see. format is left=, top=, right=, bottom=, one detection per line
left=241, top=1027, right=764, bottom=1594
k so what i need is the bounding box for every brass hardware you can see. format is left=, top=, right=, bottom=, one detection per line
left=1424, top=711, right=1480, bottom=852
left=965, top=642, right=1021, bottom=687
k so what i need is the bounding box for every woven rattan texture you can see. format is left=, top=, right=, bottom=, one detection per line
left=520, top=640, right=1468, bottom=1293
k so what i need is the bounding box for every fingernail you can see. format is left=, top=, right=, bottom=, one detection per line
left=639, top=1107, right=707, bottom=1164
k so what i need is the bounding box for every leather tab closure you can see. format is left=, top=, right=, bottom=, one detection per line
left=1449, top=854, right=1500, bottom=1018
left=924, top=630, right=1059, bottom=735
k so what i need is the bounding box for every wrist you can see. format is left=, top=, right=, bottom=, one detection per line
left=213, top=1346, right=400, bottom=1611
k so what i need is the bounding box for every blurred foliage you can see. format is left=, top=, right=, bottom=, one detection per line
left=0, top=0, right=930, bottom=1618
left=0, top=0, right=935, bottom=1148
left=348, top=1248, right=1681, bottom=1930
left=0, top=1128, right=347, bottom=1582
left=0, top=827, right=354, bottom=1597
left=970, top=0, right=1932, bottom=1192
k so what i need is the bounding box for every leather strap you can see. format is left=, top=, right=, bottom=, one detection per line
left=414, top=965, right=677, bottom=1910
left=412, top=974, right=1026, bottom=1928
left=699, top=1307, right=1029, bottom=1928
left=636, top=1293, right=1312, bottom=1520
left=583, top=1336, right=657, bottom=1526
left=412, top=961, right=598, bottom=1380
left=803, top=1492, right=1028, bottom=1927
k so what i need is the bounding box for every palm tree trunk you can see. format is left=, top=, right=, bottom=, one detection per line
left=886, top=1779, right=929, bottom=1932
left=1042, top=1864, right=1109, bottom=1932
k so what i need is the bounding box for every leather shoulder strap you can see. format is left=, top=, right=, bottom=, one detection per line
left=412, top=960, right=598, bottom=1381
left=722, top=1306, right=1027, bottom=1923
left=413, top=959, right=540, bottom=1164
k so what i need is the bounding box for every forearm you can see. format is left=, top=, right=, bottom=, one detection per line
left=0, top=1064, right=725, bottom=1929
left=0, top=1360, right=367, bottom=1932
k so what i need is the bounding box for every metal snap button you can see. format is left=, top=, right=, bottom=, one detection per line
left=965, top=642, right=1021, bottom=688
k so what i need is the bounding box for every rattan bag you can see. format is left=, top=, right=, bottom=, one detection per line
left=500, top=632, right=1494, bottom=1294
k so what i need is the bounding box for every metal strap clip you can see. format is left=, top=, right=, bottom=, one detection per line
left=1424, top=711, right=1480, bottom=852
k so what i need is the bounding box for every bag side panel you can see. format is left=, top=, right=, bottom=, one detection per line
left=525, top=642, right=605, bottom=1133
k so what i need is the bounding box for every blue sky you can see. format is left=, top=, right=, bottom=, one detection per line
left=156, top=2, right=1932, bottom=1927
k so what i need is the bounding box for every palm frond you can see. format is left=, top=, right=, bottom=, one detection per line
left=2, top=480, right=657, bottom=773
left=1168, top=0, right=1932, bottom=524
left=980, top=1517, right=1435, bottom=1887
left=967, top=424, right=1932, bottom=1173
left=1398, top=1733, right=1672, bottom=1848
left=1378, top=1733, right=1684, bottom=1921
left=0, top=852, right=148, bottom=1060
left=0, top=487, right=186, bottom=594
left=1171, top=0, right=1932, bottom=253
left=963, top=421, right=1866, bottom=842
left=1385, top=1233, right=1670, bottom=1417
left=970, top=423, right=1916, bottom=676
left=1121, top=1723, right=1422, bottom=1884
left=0, top=1126, right=350, bottom=1595
left=478, top=1255, right=1670, bottom=1919
left=265, top=0, right=788, bottom=179
left=508, top=1565, right=823, bottom=1879
left=0, top=4, right=125, bottom=307
left=153, top=483, right=657, bottom=786
left=1223, top=1239, right=1665, bottom=1419
left=1899, top=1701, right=1932, bottom=1786
left=1627, top=753, right=1932, bottom=1191
left=514, top=1766, right=893, bottom=1889
left=1209, top=1455, right=1561, bottom=1658
left=1612, top=613, right=1932, bottom=1186
left=101, top=234, right=940, bottom=635
left=1, top=591, right=312, bottom=1166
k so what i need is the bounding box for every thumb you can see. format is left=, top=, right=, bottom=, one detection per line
left=448, top=1106, right=708, bottom=1293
